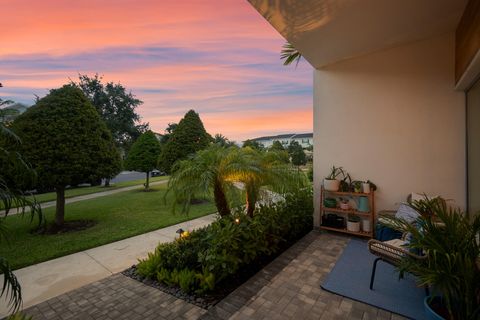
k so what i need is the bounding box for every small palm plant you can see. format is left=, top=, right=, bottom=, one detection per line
left=232, top=147, right=308, bottom=217
left=167, top=145, right=308, bottom=218
left=381, top=197, right=480, bottom=320
left=166, top=144, right=249, bottom=216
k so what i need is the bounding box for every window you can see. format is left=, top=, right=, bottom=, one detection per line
left=467, top=77, right=480, bottom=215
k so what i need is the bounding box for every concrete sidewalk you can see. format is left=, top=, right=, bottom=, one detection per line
left=2, top=180, right=168, bottom=216
left=0, top=213, right=217, bottom=317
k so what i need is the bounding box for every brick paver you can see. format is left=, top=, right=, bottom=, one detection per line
left=22, top=232, right=408, bottom=320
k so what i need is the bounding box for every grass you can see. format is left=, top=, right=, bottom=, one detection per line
left=1, top=176, right=169, bottom=209
left=0, top=184, right=216, bottom=270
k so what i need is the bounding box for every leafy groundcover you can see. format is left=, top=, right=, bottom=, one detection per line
left=122, top=189, right=313, bottom=309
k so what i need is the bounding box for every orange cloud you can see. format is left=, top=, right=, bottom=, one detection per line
left=0, top=0, right=312, bottom=141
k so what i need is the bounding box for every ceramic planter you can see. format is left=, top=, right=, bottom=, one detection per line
left=424, top=296, right=446, bottom=320
left=346, top=220, right=360, bottom=232
left=362, top=182, right=371, bottom=194
left=362, top=219, right=371, bottom=232
left=340, top=202, right=350, bottom=210
left=324, top=179, right=340, bottom=191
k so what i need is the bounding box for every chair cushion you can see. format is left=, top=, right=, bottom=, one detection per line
left=384, top=239, right=407, bottom=248
left=395, top=203, right=420, bottom=223
left=375, top=224, right=402, bottom=241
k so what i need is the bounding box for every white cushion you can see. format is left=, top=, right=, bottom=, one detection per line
left=384, top=239, right=407, bottom=248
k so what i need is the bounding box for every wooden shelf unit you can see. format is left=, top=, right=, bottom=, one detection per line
left=320, top=186, right=375, bottom=238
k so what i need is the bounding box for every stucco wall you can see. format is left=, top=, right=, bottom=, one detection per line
left=313, top=32, right=465, bottom=227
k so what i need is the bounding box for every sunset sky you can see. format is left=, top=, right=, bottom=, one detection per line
left=0, top=0, right=312, bottom=142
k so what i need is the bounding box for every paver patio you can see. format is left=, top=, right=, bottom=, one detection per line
left=21, top=232, right=408, bottom=320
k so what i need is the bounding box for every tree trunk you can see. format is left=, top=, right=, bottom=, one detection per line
left=104, top=178, right=110, bottom=187
left=246, top=185, right=256, bottom=218
left=145, top=172, right=150, bottom=190
left=55, top=186, right=65, bottom=227
left=214, top=179, right=230, bottom=217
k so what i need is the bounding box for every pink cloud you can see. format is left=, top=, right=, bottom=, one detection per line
left=0, top=0, right=312, bottom=141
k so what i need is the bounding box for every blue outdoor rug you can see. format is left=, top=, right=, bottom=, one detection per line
left=321, top=239, right=427, bottom=320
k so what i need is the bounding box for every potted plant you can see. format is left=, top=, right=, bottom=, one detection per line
left=339, top=173, right=351, bottom=192
left=351, top=181, right=362, bottom=193
left=339, top=197, right=350, bottom=210
left=323, top=166, right=345, bottom=191
left=382, top=197, right=480, bottom=320
left=362, top=180, right=377, bottom=194
left=361, top=219, right=371, bottom=232
left=346, top=214, right=361, bottom=232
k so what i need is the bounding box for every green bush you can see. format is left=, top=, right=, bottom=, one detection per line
left=137, top=187, right=313, bottom=294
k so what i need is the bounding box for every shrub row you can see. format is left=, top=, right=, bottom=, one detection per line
left=136, top=188, right=313, bottom=294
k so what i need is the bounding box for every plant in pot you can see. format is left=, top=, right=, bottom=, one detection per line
left=346, top=214, right=361, bottom=232
left=323, top=166, right=346, bottom=191
left=351, top=181, right=363, bottom=193
left=339, top=197, right=350, bottom=210
left=362, top=180, right=377, bottom=194
left=339, top=173, right=351, bottom=192
left=381, top=197, right=480, bottom=320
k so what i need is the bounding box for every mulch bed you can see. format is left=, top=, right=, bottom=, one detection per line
left=122, top=229, right=311, bottom=310
left=40, top=220, right=97, bottom=234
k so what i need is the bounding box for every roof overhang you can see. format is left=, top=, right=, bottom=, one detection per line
left=248, top=0, right=468, bottom=69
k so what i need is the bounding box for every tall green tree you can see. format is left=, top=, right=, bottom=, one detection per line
left=270, top=140, right=285, bottom=152
left=124, top=131, right=161, bottom=190
left=12, top=85, right=121, bottom=227
left=213, top=133, right=236, bottom=147
left=73, top=74, right=148, bottom=151
left=287, top=141, right=307, bottom=166
left=159, top=123, right=178, bottom=146
left=242, top=139, right=263, bottom=150
left=158, top=110, right=212, bottom=173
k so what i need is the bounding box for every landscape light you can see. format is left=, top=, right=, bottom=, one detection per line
left=176, top=228, right=189, bottom=238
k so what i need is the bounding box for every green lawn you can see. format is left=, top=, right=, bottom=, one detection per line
left=0, top=184, right=216, bottom=270
left=1, top=175, right=169, bottom=209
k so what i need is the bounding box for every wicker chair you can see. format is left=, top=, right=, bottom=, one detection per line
left=368, top=238, right=428, bottom=292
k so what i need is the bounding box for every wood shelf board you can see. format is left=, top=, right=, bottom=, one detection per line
left=323, top=190, right=373, bottom=196
left=320, top=226, right=373, bottom=238
left=322, top=207, right=371, bottom=216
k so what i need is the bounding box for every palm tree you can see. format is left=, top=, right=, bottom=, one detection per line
left=166, top=144, right=251, bottom=216
left=280, top=42, right=302, bottom=66
left=168, top=145, right=307, bottom=218
left=0, top=112, right=43, bottom=314
left=236, top=147, right=307, bottom=217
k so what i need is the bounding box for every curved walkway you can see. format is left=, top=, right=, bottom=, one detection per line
left=1, top=180, right=168, bottom=216
left=0, top=213, right=217, bottom=318
left=18, top=232, right=407, bottom=320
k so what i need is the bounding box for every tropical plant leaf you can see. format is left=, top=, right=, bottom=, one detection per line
left=280, top=42, right=302, bottom=66
left=0, top=257, right=22, bottom=313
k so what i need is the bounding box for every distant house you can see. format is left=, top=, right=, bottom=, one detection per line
left=0, top=103, right=29, bottom=123
left=153, top=132, right=164, bottom=142
left=249, top=133, right=313, bottom=149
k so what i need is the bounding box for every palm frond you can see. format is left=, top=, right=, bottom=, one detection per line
left=0, top=257, right=22, bottom=313
left=281, top=42, right=302, bottom=67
